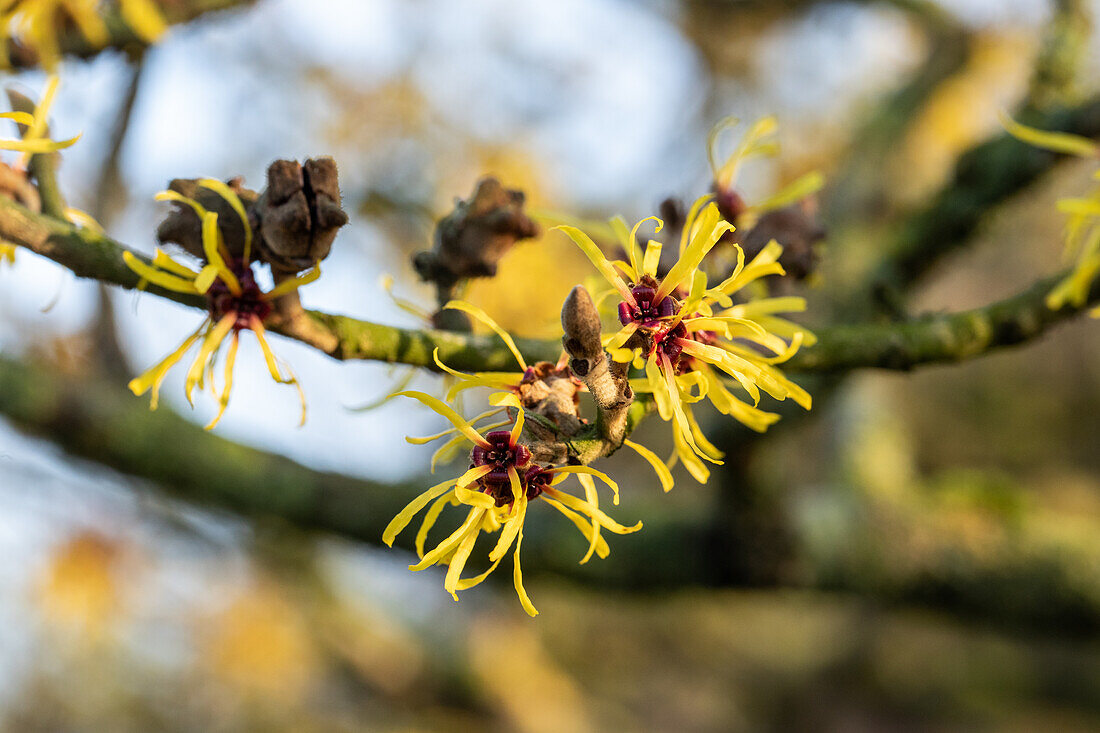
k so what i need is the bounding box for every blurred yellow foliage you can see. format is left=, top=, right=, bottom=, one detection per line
left=899, top=32, right=1037, bottom=200
left=36, top=531, right=124, bottom=639
left=469, top=618, right=594, bottom=733
left=201, top=583, right=320, bottom=706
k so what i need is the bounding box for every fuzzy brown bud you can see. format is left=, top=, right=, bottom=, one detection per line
left=560, top=285, right=605, bottom=378
left=255, top=157, right=348, bottom=273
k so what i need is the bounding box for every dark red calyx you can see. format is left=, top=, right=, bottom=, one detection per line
left=206, top=259, right=272, bottom=330
left=471, top=429, right=533, bottom=505
left=619, top=282, right=677, bottom=327
left=653, top=322, right=692, bottom=373
left=713, top=185, right=746, bottom=221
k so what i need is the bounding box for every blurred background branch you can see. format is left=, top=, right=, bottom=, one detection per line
left=2, top=0, right=256, bottom=69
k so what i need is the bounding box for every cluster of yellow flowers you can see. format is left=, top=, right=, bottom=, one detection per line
left=0, top=61, right=817, bottom=616
left=0, top=73, right=81, bottom=264
left=386, top=120, right=816, bottom=615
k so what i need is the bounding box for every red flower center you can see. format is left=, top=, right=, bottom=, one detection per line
left=619, top=283, right=676, bottom=328
left=471, top=430, right=533, bottom=506
left=207, top=259, right=272, bottom=330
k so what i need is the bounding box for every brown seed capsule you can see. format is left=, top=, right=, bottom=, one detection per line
left=254, top=157, right=348, bottom=274
left=413, top=177, right=539, bottom=293
left=156, top=177, right=258, bottom=261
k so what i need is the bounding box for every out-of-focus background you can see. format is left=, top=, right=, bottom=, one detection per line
left=3, top=0, right=1100, bottom=730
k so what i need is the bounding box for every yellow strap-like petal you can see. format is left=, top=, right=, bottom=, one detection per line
left=554, top=225, right=636, bottom=304
left=205, top=331, right=239, bottom=430
left=380, top=273, right=432, bottom=321
left=152, top=248, right=201, bottom=278
left=127, top=320, right=206, bottom=409
left=0, top=111, right=34, bottom=126
left=383, top=478, right=460, bottom=546
left=659, top=351, right=723, bottom=465
left=672, top=423, right=710, bottom=483
left=542, top=494, right=610, bottom=564
left=627, top=215, right=662, bottom=276
left=717, top=115, right=779, bottom=188
left=624, top=438, right=674, bottom=493
left=24, top=73, right=59, bottom=145
left=609, top=216, right=638, bottom=281
left=201, top=212, right=242, bottom=295
left=490, top=391, right=523, bottom=409
left=999, top=111, right=1098, bottom=157
left=603, top=322, right=639, bottom=351
left=429, top=432, right=471, bottom=473
left=487, top=468, right=527, bottom=562
left=547, top=465, right=620, bottom=505
left=407, top=406, right=505, bottom=444
left=746, top=171, right=825, bottom=215
left=250, top=316, right=287, bottom=383
left=155, top=189, right=209, bottom=220
left=397, top=390, right=492, bottom=448
left=655, top=203, right=731, bottom=302
left=265, top=264, right=321, bottom=300
left=411, top=505, right=485, bottom=571
left=60, top=1, right=109, bottom=46
left=122, top=251, right=200, bottom=294
left=576, top=473, right=603, bottom=564
left=199, top=177, right=252, bottom=261
left=444, top=517, right=483, bottom=601
left=455, top=553, right=504, bottom=590
left=120, top=0, right=168, bottom=41
left=193, top=264, right=220, bottom=294
left=707, top=116, right=739, bottom=183
left=543, top=487, right=642, bottom=534
left=442, top=300, right=528, bottom=371
left=509, top=404, right=525, bottom=445
left=416, top=491, right=457, bottom=558
left=432, top=347, right=520, bottom=400
left=184, top=313, right=235, bottom=407
left=444, top=375, right=520, bottom=402
left=513, top=529, right=538, bottom=617
left=680, top=194, right=713, bottom=256
left=455, top=485, right=498, bottom=509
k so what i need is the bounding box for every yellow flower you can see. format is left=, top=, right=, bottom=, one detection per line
left=707, top=116, right=824, bottom=229
left=557, top=197, right=812, bottom=483
left=1, top=0, right=166, bottom=71
left=0, top=74, right=79, bottom=156
left=0, top=74, right=82, bottom=267
left=384, top=390, right=641, bottom=617
left=124, top=180, right=318, bottom=429
left=1000, top=112, right=1100, bottom=312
